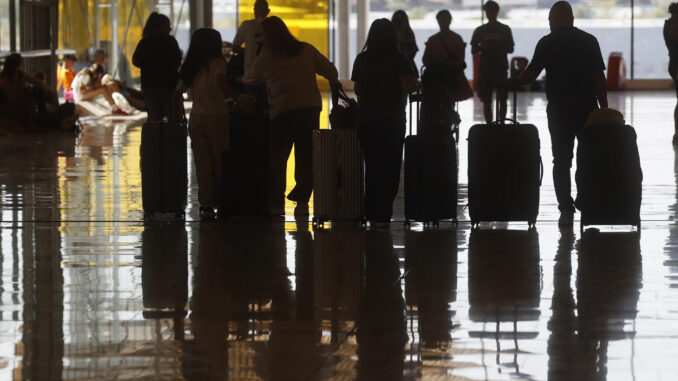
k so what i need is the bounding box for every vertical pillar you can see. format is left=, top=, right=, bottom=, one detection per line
left=111, top=0, right=119, bottom=79
left=630, top=0, right=634, bottom=80
left=94, top=0, right=100, bottom=48
left=337, top=0, right=350, bottom=80
left=10, top=0, right=16, bottom=51
left=190, top=0, right=212, bottom=35
left=50, top=0, right=58, bottom=92
left=356, top=0, right=369, bottom=52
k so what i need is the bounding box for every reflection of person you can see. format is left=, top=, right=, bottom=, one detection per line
left=252, top=16, right=340, bottom=216
left=178, top=28, right=237, bottom=220
left=664, top=3, right=678, bottom=144
left=511, top=1, right=607, bottom=228
left=133, top=12, right=182, bottom=122
left=471, top=1, right=514, bottom=123
left=357, top=231, right=407, bottom=380
left=391, top=10, right=419, bottom=77
left=352, top=19, right=418, bottom=228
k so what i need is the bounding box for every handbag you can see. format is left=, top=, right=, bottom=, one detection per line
left=329, top=85, right=357, bottom=129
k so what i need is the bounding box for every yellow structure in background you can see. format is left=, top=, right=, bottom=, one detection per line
left=238, top=0, right=328, bottom=58
left=59, top=0, right=153, bottom=79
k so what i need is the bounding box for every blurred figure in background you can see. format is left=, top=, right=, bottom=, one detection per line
left=665, top=2, right=678, bottom=144
left=471, top=1, right=514, bottom=123
left=133, top=12, right=183, bottom=122
left=232, top=0, right=270, bottom=109
left=391, top=10, right=419, bottom=77
left=57, top=54, right=78, bottom=102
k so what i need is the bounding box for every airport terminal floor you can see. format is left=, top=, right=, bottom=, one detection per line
left=1, top=90, right=677, bottom=380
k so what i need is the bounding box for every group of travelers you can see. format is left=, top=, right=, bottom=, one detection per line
left=129, top=0, right=618, bottom=227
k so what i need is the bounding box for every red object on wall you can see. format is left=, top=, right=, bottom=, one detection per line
left=607, top=52, right=627, bottom=90
left=473, top=54, right=480, bottom=90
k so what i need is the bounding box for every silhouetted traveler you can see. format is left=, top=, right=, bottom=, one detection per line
left=178, top=28, right=237, bottom=220
left=665, top=3, right=678, bottom=144
left=251, top=16, right=340, bottom=216
left=421, top=10, right=473, bottom=134
left=471, top=1, right=514, bottom=123
left=133, top=12, right=182, bottom=122
left=0, top=53, right=43, bottom=131
left=233, top=0, right=270, bottom=88
left=351, top=19, right=418, bottom=227
left=391, top=10, right=419, bottom=77
left=512, top=1, right=607, bottom=228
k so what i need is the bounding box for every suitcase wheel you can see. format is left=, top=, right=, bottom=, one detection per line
left=527, top=220, right=536, bottom=230
left=471, top=221, right=478, bottom=229
left=404, top=220, right=411, bottom=229
left=433, top=221, right=440, bottom=229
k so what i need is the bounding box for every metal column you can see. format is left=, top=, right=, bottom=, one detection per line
left=337, top=0, right=349, bottom=80
left=356, top=0, right=369, bottom=52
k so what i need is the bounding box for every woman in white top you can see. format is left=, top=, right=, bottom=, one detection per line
left=251, top=16, right=340, bottom=216
left=177, top=28, right=237, bottom=220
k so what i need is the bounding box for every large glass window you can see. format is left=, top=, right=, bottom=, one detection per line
left=0, top=0, right=8, bottom=51
left=213, top=0, right=238, bottom=43
left=636, top=0, right=671, bottom=79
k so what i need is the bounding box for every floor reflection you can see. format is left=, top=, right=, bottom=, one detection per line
left=3, top=91, right=678, bottom=380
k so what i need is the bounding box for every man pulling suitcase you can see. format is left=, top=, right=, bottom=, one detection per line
left=510, top=1, right=608, bottom=228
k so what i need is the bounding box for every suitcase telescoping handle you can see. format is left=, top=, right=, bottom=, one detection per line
left=494, top=90, right=518, bottom=125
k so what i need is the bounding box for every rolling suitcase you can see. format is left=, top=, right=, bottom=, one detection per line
left=404, top=90, right=458, bottom=228
left=467, top=92, right=543, bottom=228
left=575, top=122, right=642, bottom=232
left=140, top=120, right=188, bottom=219
left=221, top=110, right=271, bottom=218
left=312, top=128, right=364, bottom=228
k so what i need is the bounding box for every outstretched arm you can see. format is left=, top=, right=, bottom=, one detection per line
left=592, top=69, right=608, bottom=108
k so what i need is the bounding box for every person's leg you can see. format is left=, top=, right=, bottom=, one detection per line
left=206, top=114, right=229, bottom=210
left=189, top=115, right=217, bottom=213
left=358, top=124, right=380, bottom=221
left=270, top=112, right=295, bottom=214
left=288, top=107, right=320, bottom=207
left=673, top=78, right=678, bottom=143
left=80, top=87, right=115, bottom=107
left=478, top=77, right=493, bottom=124
left=378, top=118, right=406, bottom=222
left=547, top=107, right=577, bottom=221
left=143, top=87, right=164, bottom=122
left=497, top=73, right=509, bottom=121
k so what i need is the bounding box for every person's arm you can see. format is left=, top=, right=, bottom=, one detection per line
left=505, top=26, right=515, bottom=54
left=232, top=22, right=246, bottom=54
left=311, top=45, right=340, bottom=85
left=422, top=40, right=432, bottom=66
left=593, top=69, right=608, bottom=107
left=511, top=38, right=545, bottom=88
left=470, top=29, right=481, bottom=56
left=132, top=39, right=144, bottom=68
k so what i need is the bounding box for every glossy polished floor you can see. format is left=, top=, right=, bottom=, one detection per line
left=1, top=91, right=677, bottom=380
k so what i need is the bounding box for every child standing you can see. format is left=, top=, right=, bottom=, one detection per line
left=177, top=28, right=237, bottom=220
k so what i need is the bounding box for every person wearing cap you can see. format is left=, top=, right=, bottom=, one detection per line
left=471, top=0, right=514, bottom=124
left=511, top=1, right=607, bottom=228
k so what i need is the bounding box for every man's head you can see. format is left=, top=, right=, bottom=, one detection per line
left=549, top=1, right=574, bottom=31
left=64, top=54, right=77, bottom=69
left=254, top=0, right=270, bottom=19
left=483, top=1, right=500, bottom=21
left=92, top=49, right=106, bottom=65
left=436, top=10, right=452, bottom=31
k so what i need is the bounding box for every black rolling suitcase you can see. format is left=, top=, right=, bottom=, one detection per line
left=404, top=90, right=458, bottom=227
left=220, top=109, right=271, bottom=218
left=140, top=120, right=188, bottom=219
left=467, top=93, right=543, bottom=228
left=575, top=122, right=642, bottom=232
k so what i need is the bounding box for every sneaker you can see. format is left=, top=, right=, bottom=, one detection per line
left=200, top=207, right=216, bottom=220
left=111, top=107, right=129, bottom=116
left=558, top=211, right=574, bottom=228
left=294, top=203, right=309, bottom=216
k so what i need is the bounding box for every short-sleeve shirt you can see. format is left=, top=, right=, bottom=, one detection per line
left=232, top=18, right=264, bottom=84
left=527, top=27, right=605, bottom=105
left=351, top=51, right=414, bottom=122
left=470, top=21, right=514, bottom=73
left=132, top=34, right=182, bottom=89
left=190, top=58, right=229, bottom=115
